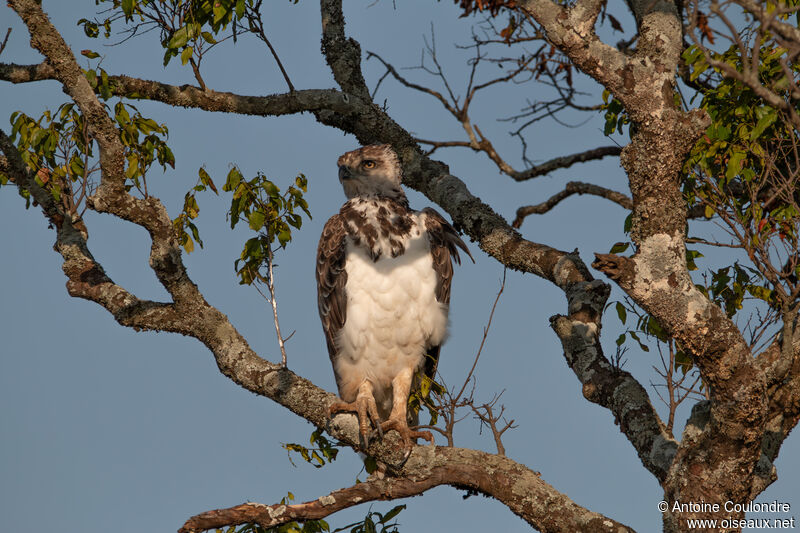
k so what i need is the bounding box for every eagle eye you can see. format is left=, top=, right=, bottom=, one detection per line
left=362, top=160, right=376, bottom=170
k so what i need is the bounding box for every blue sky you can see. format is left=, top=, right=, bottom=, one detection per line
left=1, top=1, right=798, bottom=532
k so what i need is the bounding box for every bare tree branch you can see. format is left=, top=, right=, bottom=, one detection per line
left=512, top=181, right=632, bottom=228
left=508, top=146, right=622, bottom=181
left=369, top=47, right=619, bottom=181
left=0, top=27, right=11, bottom=56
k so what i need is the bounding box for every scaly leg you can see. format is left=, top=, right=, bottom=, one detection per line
left=328, top=381, right=382, bottom=449
left=380, top=367, right=434, bottom=449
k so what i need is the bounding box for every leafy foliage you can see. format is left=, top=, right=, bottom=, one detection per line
left=331, top=505, right=405, bottom=533
left=600, top=90, right=629, bottom=136
left=408, top=365, right=446, bottom=426
left=80, top=0, right=249, bottom=66
left=5, top=97, right=172, bottom=210
left=283, top=429, right=340, bottom=469
left=173, top=167, right=218, bottom=252
left=221, top=167, right=310, bottom=285
left=683, top=38, right=800, bottom=311
left=453, top=0, right=517, bottom=18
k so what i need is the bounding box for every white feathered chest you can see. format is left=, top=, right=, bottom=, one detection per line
left=333, top=198, right=449, bottom=412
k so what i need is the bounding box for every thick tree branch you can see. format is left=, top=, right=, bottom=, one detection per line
left=180, top=447, right=636, bottom=533
left=512, top=181, right=632, bottom=228
left=0, top=129, right=185, bottom=332
left=518, top=0, right=629, bottom=100
left=0, top=60, right=55, bottom=82
left=549, top=281, right=678, bottom=481
left=320, top=0, right=370, bottom=100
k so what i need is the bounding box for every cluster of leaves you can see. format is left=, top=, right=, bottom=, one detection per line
left=283, top=429, right=340, bottom=469
left=331, top=505, right=405, bottom=533
left=222, top=167, right=310, bottom=285
left=173, top=167, right=218, bottom=252
left=453, top=0, right=517, bottom=18
left=113, top=100, right=175, bottom=195
left=5, top=96, right=172, bottom=209
left=683, top=37, right=800, bottom=306
left=600, top=89, right=629, bottom=136
left=611, top=299, right=693, bottom=375
left=5, top=104, right=92, bottom=208
left=79, top=0, right=264, bottom=69
left=697, top=262, right=776, bottom=315
left=408, top=363, right=446, bottom=426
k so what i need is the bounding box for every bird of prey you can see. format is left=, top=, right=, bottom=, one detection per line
left=316, top=144, right=471, bottom=449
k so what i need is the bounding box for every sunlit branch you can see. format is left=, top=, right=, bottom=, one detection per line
left=512, top=181, right=631, bottom=228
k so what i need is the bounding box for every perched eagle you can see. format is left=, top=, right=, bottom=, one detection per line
left=316, top=144, right=471, bottom=449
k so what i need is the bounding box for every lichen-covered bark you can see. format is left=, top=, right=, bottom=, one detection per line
left=516, top=0, right=800, bottom=531
left=182, top=447, right=636, bottom=533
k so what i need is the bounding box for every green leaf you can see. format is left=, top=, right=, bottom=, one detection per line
left=623, top=213, right=632, bottom=234
left=364, top=456, right=378, bottom=474
left=198, top=167, right=218, bottom=193
left=629, top=331, right=649, bottom=352
left=224, top=167, right=242, bottom=191
left=181, top=46, right=194, bottom=66
left=121, top=0, right=135, bottom=19
left=263, top=180, right=280, bottom=197
left=725, top=150, right=746, bottom=180
left=380, top=505, right=405, bottom=524
left=685, top=249, right=703, bottom=271
left=183, top=235, right=195, bottom=253
left=615, top=301, right=627, bottom=325
left=278, top=227, right=292, bottom=247
left=248, top=211, right=265, bottom=231
left=750, top=107, right=777, bottom=141
left=84, top=69, right=98, bottom=88
left=78, top=19, right=100, bottom=38
left=81, top=49, right=100, bottom=59
left=168, top=27, right=189, bottom=50
left=609, top=241, right=629, bottom=254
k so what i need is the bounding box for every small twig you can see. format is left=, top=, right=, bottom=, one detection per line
left=247, top=1, right=295, bottom=92
left=472, top=391, right=517, bottom=456
left=453, top=269, right=506, bottom=403
left=267, top=247, right=289, bottom=367
left=0, top=28, right=11, bottom=57
left=188, top=56, right=207, bottom=91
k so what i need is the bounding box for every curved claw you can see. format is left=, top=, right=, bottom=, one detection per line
left=395, top=446, right=413, bottom=469
left=328, top=393, right=383, bottom=450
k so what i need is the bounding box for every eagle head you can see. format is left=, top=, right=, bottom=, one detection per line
left=337, top=144, right=405, bottom=201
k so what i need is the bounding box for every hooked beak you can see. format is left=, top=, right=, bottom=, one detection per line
left=338, top=166, right=352, bottom=181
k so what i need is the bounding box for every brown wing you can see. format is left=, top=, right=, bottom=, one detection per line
left=421, top=207, right=473, bottom=380
left=316, top=214, right=348, bottom=377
